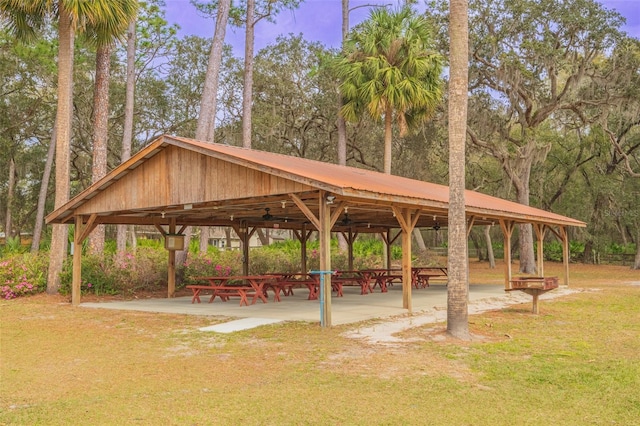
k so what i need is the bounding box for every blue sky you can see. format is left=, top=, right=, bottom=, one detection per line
left=164, top=0, right=640, bottom=57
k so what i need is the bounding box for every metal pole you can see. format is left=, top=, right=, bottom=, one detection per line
left=310, top=270, right=333, bottom=327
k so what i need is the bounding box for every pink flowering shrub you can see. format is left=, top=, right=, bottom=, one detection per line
left=59, top=254, right=119, bottom=295
left=182, top=250, right=241, bottom=284
left=0, top=253, right=48, bottom=299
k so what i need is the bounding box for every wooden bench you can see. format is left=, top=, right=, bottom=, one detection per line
left=186, top=285, right=258, bottom=306
left=507, top=276, right=559, bottom=314
left=270, top=274, right=320, bottom=300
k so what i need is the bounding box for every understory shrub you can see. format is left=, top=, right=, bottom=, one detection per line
left=59, top=254, right=120, bottom=296
left=0, top=252, right=49, bottom=299
left=115, top=247, right=169, bottom=292
left=542, top=241, right=585, bottom=262
left=60, top=247, right=170, bottom=295
left=181, top=249, right=242, bottom=284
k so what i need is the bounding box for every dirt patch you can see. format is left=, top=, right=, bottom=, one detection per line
left=343, top=287, right=581, bottom=345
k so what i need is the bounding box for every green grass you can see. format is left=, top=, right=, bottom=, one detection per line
left=1, top=264, right=639, bottom=425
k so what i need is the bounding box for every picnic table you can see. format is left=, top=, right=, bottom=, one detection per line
left=359, top=269, right=403, bottom=292
left=411, top=267, right=448, bottom=288
left=333, top=270, right=375, bottom=295
left=187, top=275, right=276, bottom=306
left=270, top=273, right=346, bottom=300
left=265, top=273, right=320, bottom=301
left=359, top=267, right=448, bottom=291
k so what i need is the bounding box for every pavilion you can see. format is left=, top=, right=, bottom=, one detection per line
left=46, top=135, right=586, bottom=326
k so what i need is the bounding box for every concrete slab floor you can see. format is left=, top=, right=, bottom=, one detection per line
left=81, top=283, right=515, bottom=326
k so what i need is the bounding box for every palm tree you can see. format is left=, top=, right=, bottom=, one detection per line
left=446, top=0, right=470, bottom=340
left=334, top=6, right=444, bottom=174
left=0, top=1, right=137, bottom=293
left=87, top=0, right=138, bottom=254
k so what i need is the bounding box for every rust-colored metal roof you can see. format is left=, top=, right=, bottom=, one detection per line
left=46, top=135, right=586, bottom=229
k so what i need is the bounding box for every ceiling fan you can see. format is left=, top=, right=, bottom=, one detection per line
left=262, top=208, right=274, bottom=221
left=340, top=213, right=353, bottom=226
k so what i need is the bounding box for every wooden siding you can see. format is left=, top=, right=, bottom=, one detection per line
left=75, top=145, right=313, bottom=215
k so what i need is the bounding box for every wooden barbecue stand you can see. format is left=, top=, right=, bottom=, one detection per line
left=507, top=276, right=559, bottom=314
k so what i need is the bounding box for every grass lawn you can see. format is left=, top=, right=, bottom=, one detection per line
left=1, top=262, right=639, bottom=425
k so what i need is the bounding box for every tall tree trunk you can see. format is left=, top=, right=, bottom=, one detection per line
left=194, top=0, right=231, bottom=253
left=337, top=0, right=349, bottom=253
left=413, top=228, right=426, bottom=252
left=5, top=157, right=15, bottom=239
left=31, top=126, right=56, bottom=253
left=195, top=0, right=230, bottom=143
left=446, top=0, right=470, bottom=340
left=484, top=225, right=496, bottom=268
left=88, top=44, right=111, bottom=254
left=337, top=0, right=348, bottom=166
left=241, top=0, right=256, bottom=149
left=515, top=172, right=536, bottom=274
left=47, top=11, right=74, bottom=294
left=225, top=227, right=231, bottom=248
left=633, top=227, right=640, bottom=270
left=117, top=20, right=137, bottom=255
left=383, top=104, right=393, bottom=174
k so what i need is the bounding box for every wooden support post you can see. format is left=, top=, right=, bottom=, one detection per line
left=534, top=224, right=546, bottom=277
left=560, top=226, right=570, bottom=287
left=293, top=224, right=311, bottom=273
left=167, top=218, right=176, bottom=298
left=500, top=220, right=515, bottom=290
left=72, top=216, right=83, bottom=306
left=393, top=207, right=420, bottom=312
left=386, top=229, right=393, bottom=268
left=402, top=228, right=412, bottom=312
left=341, top=228, right=357, bottom=271
left=319, top=191, right=332, bottom=327
left=71, top=214, right=98, bottom=306
left=532, top=292, right=540, bottom=315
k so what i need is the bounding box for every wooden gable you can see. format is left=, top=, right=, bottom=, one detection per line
left=74, top=145, right=314, bottom=216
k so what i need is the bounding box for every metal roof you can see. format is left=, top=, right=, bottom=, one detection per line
left=46, top=135, right=586, bottom=230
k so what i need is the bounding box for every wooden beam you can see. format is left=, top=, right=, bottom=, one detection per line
left=466, top=215, right=476, bottom=238
left=329, top=201, right=346, bottom=228
left=154, top=224, right=167, bottom=236
left=392, top=206, right=410, bottom=233
left=290, top=193, right=320, bottom=230
left=77, top=213, right=98, bottom=242
left=500, top=220, right=515, bottom=290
